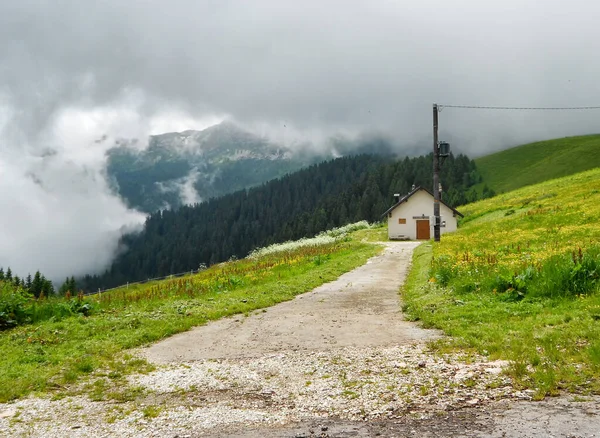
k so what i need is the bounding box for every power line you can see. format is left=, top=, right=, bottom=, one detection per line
left=439, top=104, right=600, bottom=111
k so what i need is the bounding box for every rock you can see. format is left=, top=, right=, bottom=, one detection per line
left=0, top=409, right=15, bottom=419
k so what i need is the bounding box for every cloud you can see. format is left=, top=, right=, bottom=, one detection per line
left=0, top=103, right=147, bottom=282
left=1, top=0, right=600, bottom=279
left=3, top=1, right=600, bottom=149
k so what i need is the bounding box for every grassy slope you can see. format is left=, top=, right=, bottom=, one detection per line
left=0, top=230, right=383, bottom=403
left=403, top=168, right=600, bottom=398
left=475, top=134, right=600, bottom=193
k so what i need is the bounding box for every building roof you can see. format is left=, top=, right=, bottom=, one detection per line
left=380, top=186, right=464, bottom=218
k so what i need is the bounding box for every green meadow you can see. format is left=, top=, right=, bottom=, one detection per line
left=475, top=134, right=600, bottom=194
left=403, top=168, right=600, bottom=398
left=0, top=224, right=382, bottom=402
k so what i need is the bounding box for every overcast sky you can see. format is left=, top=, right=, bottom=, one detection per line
left=1, top=0, right=600, bottom=281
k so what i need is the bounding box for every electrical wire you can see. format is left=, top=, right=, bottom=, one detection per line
left=438, top=104, right=600, bottom=111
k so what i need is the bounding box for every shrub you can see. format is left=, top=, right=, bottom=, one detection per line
left=0, top=281, right=96, bottom=330
left=0, top=282, right=32, bottom=329
left=530, top=247, right=600, bottom=298
left=249, top=221, right=370, bottom=259
left=323, top=221, right=370, bottom=237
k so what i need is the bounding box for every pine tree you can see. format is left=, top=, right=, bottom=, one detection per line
left=0, top=268, right=4, bottom=281
left=31, top=271, right=43, bottom=298
left=26, top=274, right=32, bottom=292
left=41, top=277, right=54, bottom=297
left=5, top=268, right=12, bottom=282
left=59, top=277, right=70, bottom=296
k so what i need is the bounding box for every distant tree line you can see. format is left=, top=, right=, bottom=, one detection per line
left=79, top=153, right=493, bottom=291
left=0, top=267, right=78, bottom=298
left=0, top=267, right=55, bottom=298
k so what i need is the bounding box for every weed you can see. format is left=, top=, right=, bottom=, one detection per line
left=142, top=405, right=162, bottom=419
left=341, top=390, right=359, bottom=399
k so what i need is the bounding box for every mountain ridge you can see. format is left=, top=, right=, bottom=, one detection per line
left=106, top=122, right=406, bottom=213
left=106, top=122, right=314, bottom=212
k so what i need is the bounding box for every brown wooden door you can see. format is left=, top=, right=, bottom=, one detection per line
left=416, top=220, right=430, bottom=240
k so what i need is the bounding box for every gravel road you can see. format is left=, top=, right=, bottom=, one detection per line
left=143, top=241, right=435, bottom=362
left=2, top=241, right=600, bottom=437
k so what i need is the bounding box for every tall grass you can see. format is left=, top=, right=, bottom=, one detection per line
left=433, top=168, right=600, bottom=298
left=432, top=245, right=600, bottom=300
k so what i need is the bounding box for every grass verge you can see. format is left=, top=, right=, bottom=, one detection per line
left=402, top=169, right=600, bottom=398
left=0, top=233, right=382, bottom=403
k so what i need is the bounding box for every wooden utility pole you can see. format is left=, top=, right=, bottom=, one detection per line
left=432, top=104, right=441, bottom=242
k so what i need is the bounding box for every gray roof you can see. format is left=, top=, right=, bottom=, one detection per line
left=381, top=186, right=464, bottom=218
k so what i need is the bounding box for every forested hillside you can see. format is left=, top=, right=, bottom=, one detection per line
left=81, top=153, right=490, bottom=290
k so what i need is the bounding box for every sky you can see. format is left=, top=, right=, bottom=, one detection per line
left=1, top=0, right=600, bottom=282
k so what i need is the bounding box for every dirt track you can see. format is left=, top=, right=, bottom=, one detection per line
left=144, top=241, right=436, bottom=363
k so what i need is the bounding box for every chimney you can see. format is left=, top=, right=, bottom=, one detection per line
left=393, top=193, right=400, bottom=203
left=411, top=184, right=416, bottom=192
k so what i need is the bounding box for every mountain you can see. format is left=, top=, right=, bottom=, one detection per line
left=474, top=134, right=600, bottom=194
left=106, top=122, right=411, bottom=213
left=106, top=122, right=317, bottom=212
left=81, top=152, right=484, bottom=290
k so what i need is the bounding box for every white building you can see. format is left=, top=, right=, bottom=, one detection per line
left=382, top=186, right=463, bottom=240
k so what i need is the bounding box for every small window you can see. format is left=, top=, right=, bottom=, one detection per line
left=398, top=218, right=406, bottom=224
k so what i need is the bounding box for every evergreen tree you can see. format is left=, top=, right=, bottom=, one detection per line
left=0, top=268, right=4, bottom=281
left=5, top=268, right=12, bottom=282
left=59, top=277, right=70, bottom=295
left=31, top=271, right=43, bottom=298
left=59, top=276, right=77, bottom=296
left=41, top=276, right=54, bottom=297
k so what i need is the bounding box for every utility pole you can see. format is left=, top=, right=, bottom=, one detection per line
left=432, top=104, right=441, bottom=242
